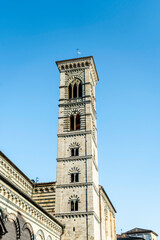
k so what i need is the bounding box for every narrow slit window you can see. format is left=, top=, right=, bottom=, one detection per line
left=75, top=200, right=78, bottom=211
left=69, top=84, right=72, bottom=99
left=71, top=149, right=74, bottom=156
left=76, top=148, right=79, bottom=156
left=70, top=115, right=74, bottom=131
left=76, top=114, right=80, bottom=130
left=75, top=173, right=79, bottom=182
left=71, top=173, right=74, bottom=182
left=79, top=82, right=82, bottom=97
left=71, top=201, right=74, bottom=211
left=73, top=83, right=77, bottom=98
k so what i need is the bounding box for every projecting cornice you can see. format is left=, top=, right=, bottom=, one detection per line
left=56, top=56, right=99, bottom=85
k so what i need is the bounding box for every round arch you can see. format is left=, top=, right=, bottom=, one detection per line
left=36, top=229, right=45, bottom=240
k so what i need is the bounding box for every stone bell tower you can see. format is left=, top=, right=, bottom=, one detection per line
left=55, top=56, right=100, bottom=240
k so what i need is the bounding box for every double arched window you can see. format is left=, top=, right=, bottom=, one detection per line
left=68, top=167, right=80, bottom=183
left=68, top=195, right=80, bottom=212
left=71, top=173, right=79, bottom=183
left=68, top=81, right=82, bottom=99
left=71, top=200, right=78, bottom=211
left=70, top=114, right=80, bottom=131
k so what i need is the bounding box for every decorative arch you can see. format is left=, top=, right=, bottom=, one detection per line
left=69, top=142, right=80, bottom=149
left=46, top=236, right=52, bottom=240
left=69, top=142, right=80, bottom=157
left=22, top=222, right=34, bottom=240
left=68, top=195, right=80, bottom=203
left=68, top=195, right=80, bottom=212
left=68, top=167, right=80, bottom=175
left=2, top=213, right=20, bottom=240
left=68, top=107, right=82, bottom=116
left=36, top=229, right=45, bottom=240
left=68, top=167, right=80, bottom=183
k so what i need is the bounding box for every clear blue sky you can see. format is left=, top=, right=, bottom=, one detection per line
left=0, top=0, right=160, bottom=236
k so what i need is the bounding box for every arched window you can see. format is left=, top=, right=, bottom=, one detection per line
left=71, top=201, right=74, bottom=211
left=70, top=114, right=80, bottom=131
left=71, top=200, right=78, bottom=211
left=70, top=173, right=79, bottom=183
left=71, top=148, right=74, bottom=156
left=79, top=82, right=82, bottom=97
left=71, top=173, right=74, bottom=182
left=69, top=84, right=72, bottom=99
left=68, top=80, right=82, bottom=99
left=73, top=83, right=77, bottom=98
left=75, top=173, right=79, bottom=182
left=70, top=115, right=74, bottom=131
left=71, top=148, right=79, bottom=156
left=76, top=114, right=80, bottom=130
left=75, top=200, right=78, bottom=211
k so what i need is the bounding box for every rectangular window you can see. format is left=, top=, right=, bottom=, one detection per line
left=76, top=148, right=79, bottom=156
left=71, top=148, right=79, bottom=156
left=75, top=173, right=79, bottom=182
left=71, top=174, right=74, bottom=182
left=71, top=149, right=74, bottom=156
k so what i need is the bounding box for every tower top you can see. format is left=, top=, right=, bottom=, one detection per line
left=56, top=56, right=99, bottom=84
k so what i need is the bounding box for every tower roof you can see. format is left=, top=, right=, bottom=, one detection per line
left=56, top=56, right=99, bottom=84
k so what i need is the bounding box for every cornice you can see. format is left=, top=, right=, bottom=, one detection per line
left=54, top=211, right=100, bottom=223
left=56, top=155, right=98, bottom=171
left=56, top=182, right=99, bottom=197
left=58, top=113, right=92, bottom=119
left=57, top=155, right=92, bottom=161
left=58, top=100, right=91, bottom=107
left=59, top=81, right=91, bottom=88
left=56, top=56, right=99, bottom=84
left=57, top=130, right=91, bottom=138
left=56, top=182, right=93, bottom=189
left=0, top=152, right=33, bottom=196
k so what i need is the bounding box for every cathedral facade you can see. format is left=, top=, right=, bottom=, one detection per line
left=0, top=56, right=116, bottom=240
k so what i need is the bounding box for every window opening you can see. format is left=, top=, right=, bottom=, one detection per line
left=79, top=82, right=82, bottom=97
left=70, top=115, right=74, bottom=131
left=73, top=83, right=77, bottom=98
left=75, top=173, right=79, bottom=182
left=76, top=148, right=79, bottom=156
left=71, top=200, right=78, bottom=211
left=70, top=114, right=80, bottom=131
left=71, top=174, right=74, bottom=183
left=71, top=149, right=74, bottom=156
left=71, top=201, right=74, bottom=211
left=75, top=200, right=78, bottom=211
left=71, top=148, right=79, bottom=156
left=69, top=84, right=72, bottom=99
left=76, top=114, right=80, bottom=130
left=70, top=173, right=79, bottom=183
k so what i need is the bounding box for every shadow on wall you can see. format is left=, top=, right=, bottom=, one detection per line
left=0, top=210, right=34, bottom=240
left=0, top=209, right=53, bottom=240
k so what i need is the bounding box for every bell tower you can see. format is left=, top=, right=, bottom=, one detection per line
left=55, top=56, right=100, bottom=240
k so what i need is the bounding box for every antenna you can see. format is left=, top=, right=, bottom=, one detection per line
left=36, top=177, right=39, bottom=183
